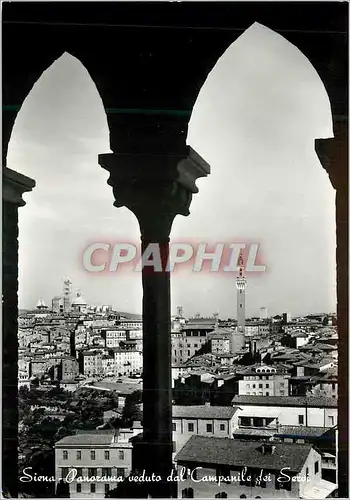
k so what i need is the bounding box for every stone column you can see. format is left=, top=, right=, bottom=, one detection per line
left=2, top=167, right=35, bottom=498
left=315, top=117, right=348, bottom=498
left=99, top=147, right=209, bottom=497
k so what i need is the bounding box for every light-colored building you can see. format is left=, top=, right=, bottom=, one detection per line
left=232, top=395, right=337, bottom=428
left=71, top=292, right=88, bottom=314
left=172, top=324, right=214, bottom=364
left=105, top=328, right=128, bottom=348
left=243, top=321, right=270, bottom=337
left=81, top=350, right=102, bottom=376
left=238, top=364, right=291, bottom=397
left=54, top=430, right=132, bottom=498
left=210, top=331, right=232, bottom=355
left=18, top=358, right=31, bottom=384
left=113, top=348, right=142, bottom=377
left=172, top=404, right=239, bottom=457
left=175, top=435, right=337, bottom=499
left=119, top=319, right=143, bottom=329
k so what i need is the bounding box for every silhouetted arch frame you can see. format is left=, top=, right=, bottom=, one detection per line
left=2, top=12, right=348, bottom=500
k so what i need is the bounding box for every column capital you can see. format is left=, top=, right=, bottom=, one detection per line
left=99, top=146, right=210, bottom=241
left=315, top=117, right=347, bottom=192
left=2, top=167, right=36, bottom=207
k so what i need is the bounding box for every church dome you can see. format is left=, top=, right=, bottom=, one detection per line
left=72, top=291, right=87, bottom=306
left=36, top=297, right=48, bottom=309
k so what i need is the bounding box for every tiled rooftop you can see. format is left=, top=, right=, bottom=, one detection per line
left=175, top=435, right=312, bottom=473
left=173, top=405, right=239, bottom=420
left=231, top=395, right=337, bottom=408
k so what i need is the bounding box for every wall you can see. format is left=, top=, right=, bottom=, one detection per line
left=55, top=443, right=132, bottom=498
left=236, top=405, right=337, bottom=427
left=172, top=415, right=236, bottom=456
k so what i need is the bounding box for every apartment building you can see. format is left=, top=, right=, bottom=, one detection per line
left=172, top=404, right=239, bottom=456
left=231, top=395, right=337, bottom=428
left=54, top=430, right=132, bottom=498
left=238, top=364, right=291, bottom=397
left=104, top=328, right=128, bottom=348
left=172, top=324, right=214, bottom=364
left=113, top=348, right=142, bottom=377
left=80, top=350, right=103, bottom=376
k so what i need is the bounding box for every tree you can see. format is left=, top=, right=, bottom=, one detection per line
left=122, top=391, right=142, bottom=426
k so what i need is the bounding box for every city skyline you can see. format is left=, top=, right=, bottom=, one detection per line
left=8, top=23, right=336, bottom=318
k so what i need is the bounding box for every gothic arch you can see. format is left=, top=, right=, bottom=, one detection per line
left=3, top=51, right=110, bottom=165
left=188, top=22, right=333, bottom=159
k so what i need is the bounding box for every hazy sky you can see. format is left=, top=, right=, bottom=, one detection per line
left=8, top=23, right=336, bottom=318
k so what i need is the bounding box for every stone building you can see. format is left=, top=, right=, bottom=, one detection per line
left=175, top=435, right=337, bottom=498
left=54, top=430, right=132, bottom=498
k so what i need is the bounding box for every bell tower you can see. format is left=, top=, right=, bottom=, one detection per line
left=236, top=250, right=247, bottom=333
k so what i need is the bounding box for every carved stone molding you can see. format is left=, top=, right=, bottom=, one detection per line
left=99, top=146, right=210, bottom=241
left=2, top=167, right=36, bottom=206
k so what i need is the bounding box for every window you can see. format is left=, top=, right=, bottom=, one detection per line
left=88, top=468, right=97, bottom=477
left=252, top=384, right=256, bottom=388
left=315, top=461, right=319, bottom=474
left=105, top=484, right=110, bottom=494
left=215, top=494, right=228, bottom=498
left=76, top=484, right=82, bottom=493
left=206, top=423, right=213, bottom=432
left=76, top=450, right=81, bottom=460
left=298, top=415, right=304, bottom=425
left=117, top=468, right=125, bottom=478
left=90, top=450, right=96, bottom=460
left=62, top=450, right=68, bottom=460
left=276, top=475, right=291, bottom=491
left=247, top=384, right=250, bottom=388
left=265, top=392, right=269, bottom=396
left=188, top=423, right=194, bottom=432
left=76, top=468, right=83, bottom=477
left=61, top=467, right=69, bottom=479
left=172, top=422, right=176, bottom=431
left=182, top=488, right=194, bottom=498
left=332, top=383, right=336, bottom=390
left=220, top=424, right=225, bottom=431
left=104, top=450, right=110, bottom=460
left=306, top=467, right=309, bottom=478
left=266, top=383, right=269, bottom=388
left=259, top=384, right=263, bottom=388
left=328, top=416, right=335, bottom=426
left=90, top=484, right=96, bottom=493
left=102, top=468, right=112, bottom=477
left=173, top=441, right=176, bottom=452
left=187, top=350, right=190, bottom=356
